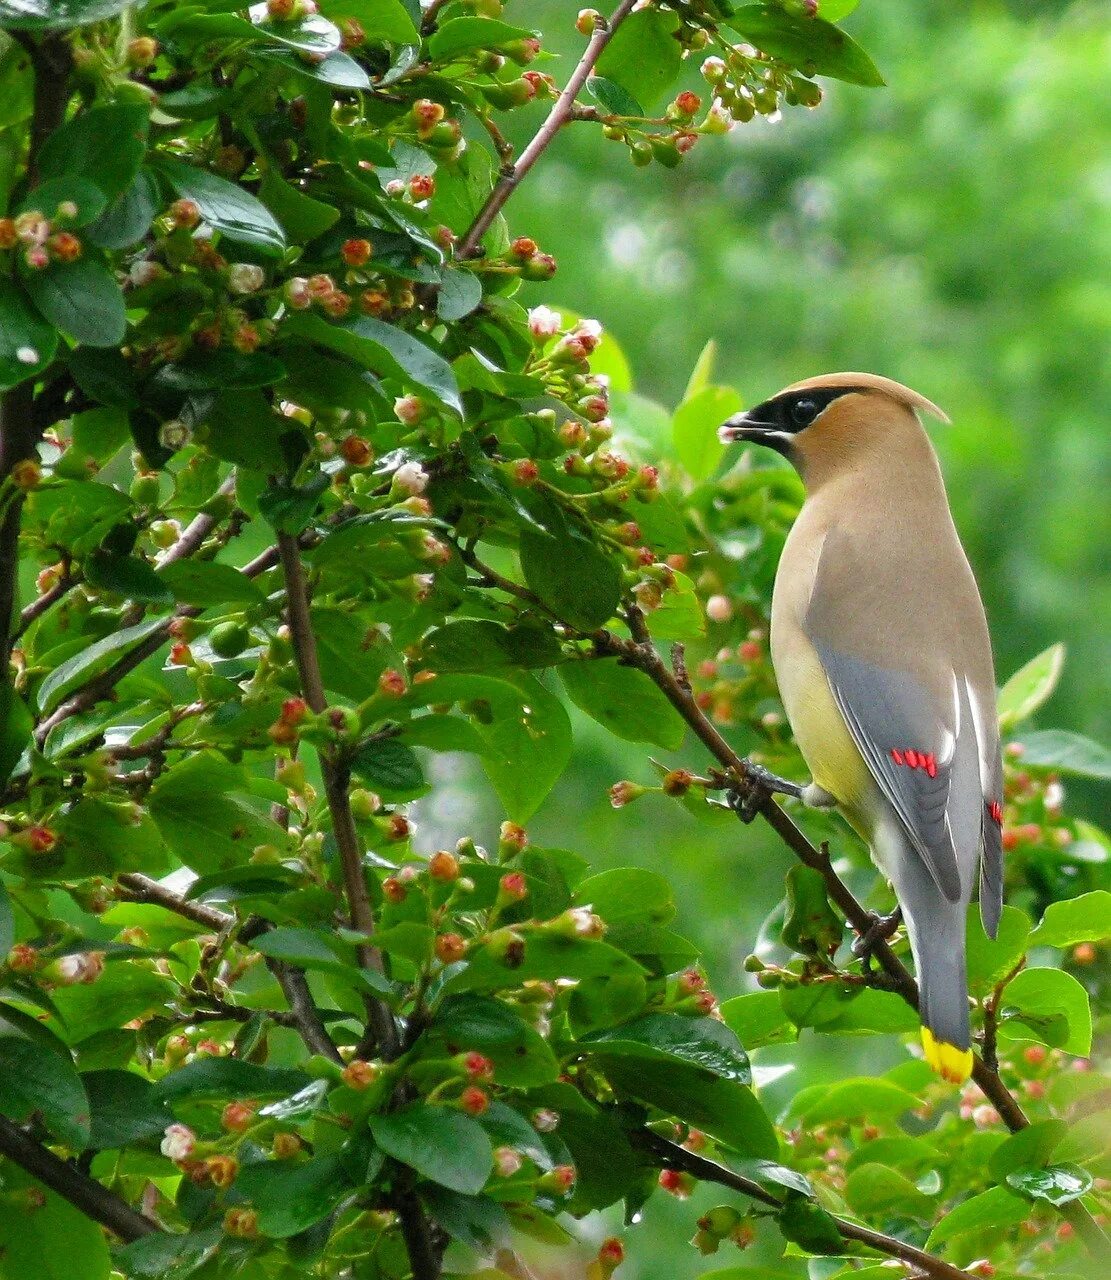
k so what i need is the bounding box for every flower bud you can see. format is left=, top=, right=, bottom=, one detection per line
left=206, top=1154, right=238, bottom=1188
left=48, top=232, right=81, bottom=262
left=527, top=304, right=562, bottom=339
left=221, top=1100, right=257, bottom=1133
left=493, top=1146, right=523, bottom=1177
left=658, top=1168, right=694, bottom=1197
left=169, top=198, right=201, bottom=229
left=705, top=594, right=733, bottom=623
left=341, top=238, right=373, bottom=267
left=576, top=9, right=600, bottom=36
left=463, top=1051, right=494, bottom=1080
left=521, top=252, right=557, bottom=281
left=540, top=1164, right=576, bottom=1193
left=227, top=262, right=265, bottom=294
left=459, top=1085, right=489, bottom=1115
left=409, top=174, right=435, bottom=201
left=342, top=1059, right=379, bottom=1090
left=412, top=99, right=446, bottom=133
left=609, top=780, right=646, bottom=808
left=435, top=932, right=467, bottom=963
left=272, top=1131, right=302, bottom=1159
left=223, top=1207, right=259, bottom=1238
left=6, top=943, right=37, bottom=972
left=160, top=1123, right=196, bottom=1161
left=497, top=871, right=528, bottom=907
left=429, top=850, right=460, bottom=881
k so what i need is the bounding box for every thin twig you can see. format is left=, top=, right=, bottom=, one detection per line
left=456, top=0, right=640, bottom=257
left=640, top=1132, right=971, bottom=1280
left=0, top=1115, right=159, bottom=1241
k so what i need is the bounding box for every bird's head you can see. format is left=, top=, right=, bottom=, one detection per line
left=718, top=372, right=949, bottom=487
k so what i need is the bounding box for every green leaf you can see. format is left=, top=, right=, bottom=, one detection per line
left=0, top=0, right=132, bottom=27
left=425, top=996, right=559, bottom=1087
left=427, top=16, right=536, bottom=60
left=310, top=606, right=390, bottom=700
left=369, top=1104, right=493, bottom=1195
left=998, top=966, right=1092, bottom=1055
left=251, top=928, right=386, bottom=993
left=148, top=751, right=292, bottom=875
left=321, top=0, right=417, bottom=43
left=437, top=268, right=483, bottom=322
left=258, top=169, right=340, bottom=243
left=725, top=6, right=885, bottom=87
left=965, top=903, right=1030, bottom=996
left=402, top=714, right=492, bottom=758
left=559, top=658, right=685, bottom=750
left=1006, top=1163, right=1093, bottom=1206
left=648, top=569, right=705, bottom=641
left=845, top=1163, right=935, bottom=1220
left=151, top=349, right=286, bottom=393
left=84, top=550, right=174, bottom=606
left=152, top=155, right=286, bottom=255
left=1030, top=891, right=1111, bottom=948
left=926, top=1185, right=1028, bottom=1248
left=997, top=643, right=1065, bottom=728
left=816, top=986, right=920, bottom=1035
left=47, top=795, right=167, bottom=878
left=283, top=312, right=461, bottom=413
left=0, top=1165, right=111, bottom=1280
left=0, top=277, right=57, bottom=390
left=50, top=966, right=174, bottom=1043
left=580, top=1012, right=751, bottom=1082
left=1017, top=729, right=1111, bottom=780
left=422, top=619, right=562, bottom=673
left=86, top=168, right=159, bottom=251
left=0, top=1034, right=89, bottom=1147
left=157, top=561, right=265, bottom=607
left=23, top=256, right=126, bottom=347
left=586, top=75, right=644, bottom=118
left=781, top=864, right=842, bottom=956
left=351, top=736, right=427, bottom=800
left=720, top=991, right=797, bottom=1050
left=989, top=1119, right=1067, bottom=1182
left=36, top=616, right=166, bottom=714
left=789, top=1076, right=919, bottom=1125
left=84, top=1069, right=170, bottom=1149
left=673, top=385, right=742, bottom=481
left=112, top=1230, right=220, bottom=1280
left=0, top=683, right=31, bottom=790
left=684, top=339, right=718, bottom=401
left=38, top=103, right=148, bottom=201
left=19, top=175, right=106, bottom=226
left=152, top=1058, right=310, bottom=1105
left=574, top=868, right=675, bottom=926
left=777, top=1191, right=843, bottom=1255
left=236, top=1155, right=351, bottom=1237
left=594, top=9, right=683, bottom=110
left=519, top=527, right=621, bottom=632
left=450, top=932, right=646, bottom=994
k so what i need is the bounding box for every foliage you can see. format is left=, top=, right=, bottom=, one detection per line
left=0, top=2, right=1105, bottom=1280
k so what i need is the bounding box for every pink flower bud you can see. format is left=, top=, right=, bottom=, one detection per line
left=160, top=1123, right=196, bottom=1161
left=494, top=1146, right=523, bottom=1177
left=609, top=780, right=645, bottom=808
left=284, top=277, right=312, bottom=308
left=705, top=594, right=733, bottom=623
left=527, top=305, right=562, bottom=339
left=532, top=1108, right=559, bottom=1133
left=394, top=396, right=426, bottom=426
left=392, top=460, right=429, bottom=494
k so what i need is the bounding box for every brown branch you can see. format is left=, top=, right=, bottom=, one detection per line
left=456, top=0, right=640, bottom=257
left=275, top=533, right=395, bottom=1053
left=640, top=1132, right=971, bottom=1280
left=0, top=1115, right=159, bottom=1242
left=13, top=566, right=75, bottom=640
left=117, top=872, right=232, bottom=930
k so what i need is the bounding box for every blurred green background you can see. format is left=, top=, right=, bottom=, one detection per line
left=425, top=1, right=1110, bottom=1273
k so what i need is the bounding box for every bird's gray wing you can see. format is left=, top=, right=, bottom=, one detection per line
left=810, top=640, right=966, bottom=902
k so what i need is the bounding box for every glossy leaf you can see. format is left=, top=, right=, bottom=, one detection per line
left=926, top=1185, right=1027, bottom=1248
left=427, top=17, right=536, bottom=60
left=236, top=1156, right=351, bottom=1237
left=425, top=996, right=559, bottom=1087
left=84, top=550, right=174, bottom=606
left=157, top=561, right=265, bottom=607
left=0, top=277, right=57, bottom=390
left=966, top=902, right=1030, bottom=995
left=369, top=1104, right=493, bottom=1195
left=0, top=1034, right=89, bottom=1147
left=574, top=867, right=675, bottom=925
left=726, top=5, right=885, bottom=87
left=351, top=737, right=427, bottom=800
left=23, top=257, right=126, bottom=347
left=559, top=658, right=685, bottom=749
left=153, top=155, right=286, bottom=254
left=594, top=8, right=682, bottom=109
left=580, top=1012, right=751, bottom=1082
left=1017, top=729, right=1111, bottom=780
left=721, top=991, right=798, bottom=1049
left=1029, top=890, right=1111, bottom=948
left=0, top=1166, right=111, bottom=1280
left=84, top=1069, right=170, bottom=1149
left=36, top=617, right=166, bottom=714
left=38, top=103, right=148, bottom=201
left=673, top=385, right=742, bottom=481
left=998, top=966, right=1092, bottom=1055
left=997, top=642, right=1065, bottom=727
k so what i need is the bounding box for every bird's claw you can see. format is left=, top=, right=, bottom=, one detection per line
left=725, top=764, right=804, bottom=824
left=851, top=909, right=903, bottom=965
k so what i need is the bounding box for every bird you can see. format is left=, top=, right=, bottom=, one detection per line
left=718, top=372, right=1003, bottom=1083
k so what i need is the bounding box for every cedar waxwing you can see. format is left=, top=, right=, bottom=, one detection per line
left=719, top=373, right=1004, bottom=1083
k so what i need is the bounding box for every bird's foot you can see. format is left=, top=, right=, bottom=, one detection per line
left=851, top=908, right=903, bottom=967
left=725, top=764, right=804, bottom=824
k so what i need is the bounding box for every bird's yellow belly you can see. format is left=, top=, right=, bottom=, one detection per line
left=774, top=635, right=877, bottom=837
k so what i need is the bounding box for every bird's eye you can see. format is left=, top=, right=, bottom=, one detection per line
left=790, top=397, right=819, bottom=427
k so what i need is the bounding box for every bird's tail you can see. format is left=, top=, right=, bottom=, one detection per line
left=891, top=852, right=974, bottom=1084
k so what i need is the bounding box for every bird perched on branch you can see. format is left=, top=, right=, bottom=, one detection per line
left=719, top=373, right=1003, bottom=1083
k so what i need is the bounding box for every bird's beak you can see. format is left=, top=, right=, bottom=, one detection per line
left=717, top=411, right=786, bottom=448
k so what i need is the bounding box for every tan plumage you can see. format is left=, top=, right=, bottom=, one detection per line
left=720, top=373, right=1004, bottom=1082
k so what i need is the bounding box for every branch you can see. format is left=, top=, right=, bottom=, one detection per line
left=0, top=1115, right=159, bottom=1242
left=275, top=533, right=395, bottom=1055
left=640, top=1132, right=971, bottom=1280
left=456, top=0, right=640, bottom=257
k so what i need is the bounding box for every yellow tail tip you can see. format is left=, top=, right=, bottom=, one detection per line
left=921, top=1028, right=973, bottom=1084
